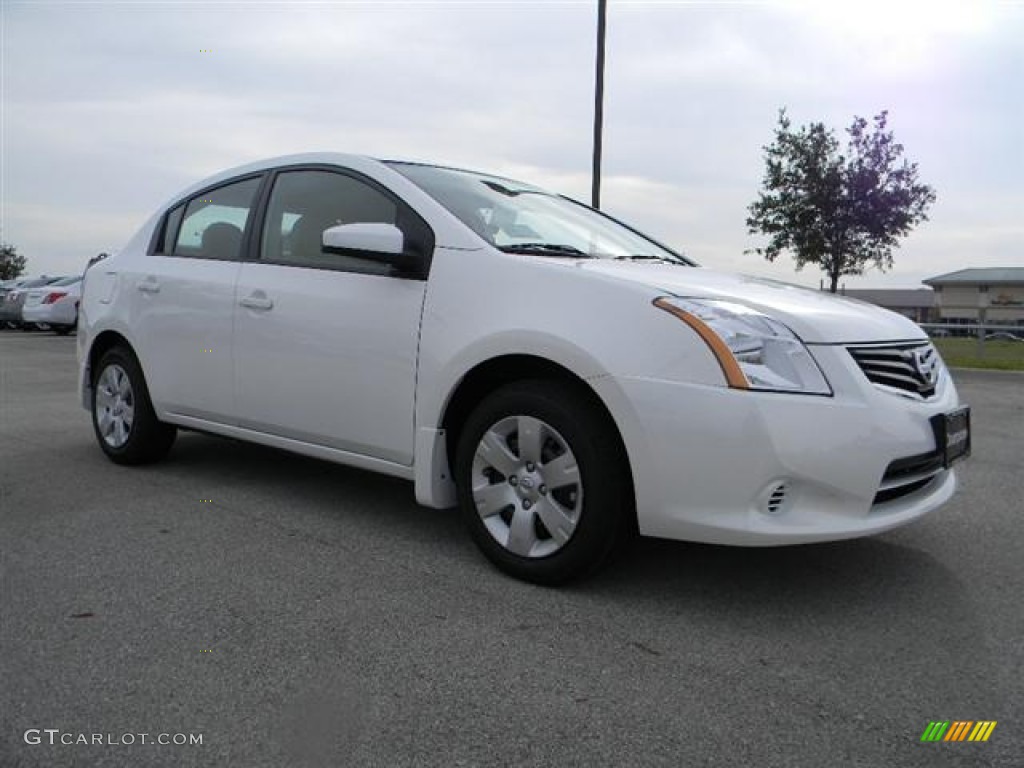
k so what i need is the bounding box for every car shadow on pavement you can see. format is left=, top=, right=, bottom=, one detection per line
left=152, top=430, right=467, bottom=549
left=586, top=530, right=971, bottom=627
left=144, top=431, right=986, bottom=647
left=160, top=430, right=970, bottom=620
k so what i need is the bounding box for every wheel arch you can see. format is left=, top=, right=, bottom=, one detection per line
left=88, top=330, right=135, bottom=377
left=437, top=353, right=635, bottom=513
left=82, top=330, right=136, bottom=407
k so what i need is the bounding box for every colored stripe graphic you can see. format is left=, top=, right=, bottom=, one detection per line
left=921, top=720, right=997, bottom=742
left=945, top=721, right=973, bottom=741
left=968, top=722, right=997, bottom=742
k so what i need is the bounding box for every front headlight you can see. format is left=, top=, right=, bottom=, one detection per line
left=654, top=297, right=832, bottom=395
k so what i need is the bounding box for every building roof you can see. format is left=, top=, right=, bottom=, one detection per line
left=842, top=288, right=935, bottom=308
left=923, top=267, right=1024, bottom=286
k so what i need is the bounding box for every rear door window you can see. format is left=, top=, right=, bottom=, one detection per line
left=173, top=177, right=261, bottom=261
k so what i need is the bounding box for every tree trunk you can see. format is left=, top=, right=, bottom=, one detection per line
left=826, top=246, right=843, bottom=293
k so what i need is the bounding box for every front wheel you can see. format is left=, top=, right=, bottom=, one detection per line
left=455, top=380, right=632, bottom=585
left=91, top=346, right=176, bottom=465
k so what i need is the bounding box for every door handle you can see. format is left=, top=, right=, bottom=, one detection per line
left=137, top=278, right=160, bottom=294
left=239, top=294, right=274, bottom=311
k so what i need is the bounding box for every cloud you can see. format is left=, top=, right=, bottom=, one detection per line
left=5, top=202, right=143, bottom=268
left=2, top=1, right=1021, bottom=284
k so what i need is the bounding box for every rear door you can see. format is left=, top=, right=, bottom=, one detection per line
left=128, top=175, right=263, bottom=422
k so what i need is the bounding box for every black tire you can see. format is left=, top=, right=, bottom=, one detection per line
left=54, top=325, right=73, bottom=336
left=91, top=345, right=176, bottom=465
left=454, top=379, right=632, bottom=585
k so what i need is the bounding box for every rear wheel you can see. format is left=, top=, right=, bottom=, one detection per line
left=54, top=325, right=73, bottom=336
left=455, top=380, right=631, bottom=585
left=91, top=346, right=176, bottom=465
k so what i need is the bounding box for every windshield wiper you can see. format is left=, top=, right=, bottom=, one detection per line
left=499, top=243, right=592, bottom=258
left=614, top=254, right=684, bottom=264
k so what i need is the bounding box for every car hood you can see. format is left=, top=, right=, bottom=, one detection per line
left=578, top=262, right=927, bottom=344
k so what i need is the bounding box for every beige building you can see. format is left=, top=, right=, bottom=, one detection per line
left=841, top=288, right=936, bottom=323
left=923, top=267, right=1024, bottom=327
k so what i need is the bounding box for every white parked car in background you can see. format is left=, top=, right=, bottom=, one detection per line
left=0, top=276, right=64, bottom=329
left=78, top=154, right=970, bottom=583
left=22, top=275, right=83, bottom=334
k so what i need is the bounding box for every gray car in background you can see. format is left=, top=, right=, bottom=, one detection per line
left=0, top=278, right=29, bottom=302
left=0, top=276, right=65, bottom=329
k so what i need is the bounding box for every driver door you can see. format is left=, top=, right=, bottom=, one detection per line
left=232, top=167, right=430, bottom=465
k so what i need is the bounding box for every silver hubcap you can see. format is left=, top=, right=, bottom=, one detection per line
left=472, top=415, right=583, bottom=558
left=95, top=363, right=135, bottom=448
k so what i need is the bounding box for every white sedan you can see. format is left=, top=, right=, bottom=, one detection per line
left=77, top=154, right=970, bottom=583
left=22, top=275, right=83, bottom=334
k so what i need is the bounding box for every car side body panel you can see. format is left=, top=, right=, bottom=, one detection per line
left=233, top=262, right=426, bottom=465
left=410, top=245, right=728, bottom=508
left=129, top=257, right=241, bottom=422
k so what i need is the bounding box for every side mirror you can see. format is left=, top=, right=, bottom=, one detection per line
left=322, top=223, right=423, bottom=276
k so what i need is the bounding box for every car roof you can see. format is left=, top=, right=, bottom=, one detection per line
left=181, top=153, right=376, bottom=192
left=171, top=153, right=533, bottom=201
left=152, top=153, right=386, bottom=216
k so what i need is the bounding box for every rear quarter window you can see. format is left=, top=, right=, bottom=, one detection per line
left=152, top=204, right=185, bottom=255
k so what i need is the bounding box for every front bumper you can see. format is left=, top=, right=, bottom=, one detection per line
left=592, top=344, right=962, bottom=545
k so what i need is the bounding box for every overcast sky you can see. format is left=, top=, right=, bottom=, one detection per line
left=2, top=0, right=1021, bottom=287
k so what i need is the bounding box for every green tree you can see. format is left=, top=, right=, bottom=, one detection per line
left=746, top=109, right=936, bottom=293
left=0, top=241, right=27, bottom=281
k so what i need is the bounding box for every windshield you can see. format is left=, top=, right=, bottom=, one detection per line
left=388, top=162, right=692, bottom=264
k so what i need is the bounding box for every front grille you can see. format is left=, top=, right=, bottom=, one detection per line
left=848, top=342, right=941, bottom=399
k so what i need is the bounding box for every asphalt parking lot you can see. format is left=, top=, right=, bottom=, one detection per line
left=1, top=333, right=1021, bottom=768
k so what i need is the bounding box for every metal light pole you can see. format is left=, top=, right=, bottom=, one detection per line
left=591, top=0, right=607, bottom=209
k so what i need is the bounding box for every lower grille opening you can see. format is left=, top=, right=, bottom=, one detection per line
left=883, top=450, right=944, bottom=483
left=874, top=449, right=945, bottom=506
left=873, top=477, right=934, bottom=505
